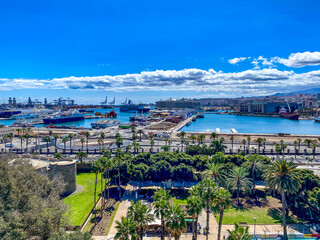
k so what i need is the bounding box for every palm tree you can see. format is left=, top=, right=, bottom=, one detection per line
left=275, top=143, right=281, bottom=160
left=98, top=156, right=107, bottom=210
left=21, top=128, right=26, bottom=135
left=230, top=136, right=234, bottom=151
left=116, top=135, right=123, bottom=149
left=304, top=139, right=313, bottom=148
left=53, top=134, right=59, bottom=152
left=204, top=162, right=226, bottom=185
left=43, top=135, right=51, bottom=156
left=126, top=144, right=132, bottom=153
left=227, top=223, right=251, bottom=240
left=190, top=135, right=196, bottom=144
left=100, top=132, right=105, bottom=146
left=115, top=216, right=138, bottom=240
left=312, top=141, right=317, bottom=161
left=227, top=167, right=252, bottom=205
left=3, top=135, right=7, bottom=152
left=132, top=140, right=140, bottom=156
left=264, top=159, right=300, bottom=240
left=161, top=145, right=170, bottom=152
left=98, top=138, right=103, bottom=152
left=150, top=139, right=155, bottom=152
left=180, top=135, right=185, bottom=152
left=297, top=138, right=302, bottom=150
left=293, top=140, right=298, bottom=159
left=210, top=132, right=218, bottom=140
left=137, top=129, right=144, bottom=141
left=18, top=135, right=24, bottom=152
left=92, top=159, right=101, bottom=224
left=242, top=154, right=265, bottom=194
left=62, top=136, right=68, bottom=155
left=131, top=125, right=136, bottom=140
left=85, top=132, right=90, bottom=152
left=254, top=138, right=263, bottom=153
left=152, top=188, right=170, bottom=240
left=116, top=148, right=124, bottom=199
left=76, top=151, right=88, bottom=164
left=187, top=194, right=203, bottom=240
left=128, top=200, right=154, bottom=240
left=80, top=137, right=85, bottom=151
left=68, top=133, right=74, bottom=152
left=212, top=189, right=231, bottom=240
left=198, top=134, right=205, bottom=145
left=280, top=143, right=287, bottom=159
left=16, top=128, right=21, bottom=136
left=199, top=179, right=218, bottom=240
left=241, top=139, right=247, bottom=153
left=247, top=136, right=251, bottom=150
left=105, top=156, right=113, bottom=200
left=24, top=133, right=30, bottom=153
left=7, top=133, right=14, bottom=152
left=166, top=205, right=186, bottom=240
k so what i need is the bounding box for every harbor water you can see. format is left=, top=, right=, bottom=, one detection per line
left=1, top=109, right=320, bottom=135
left=181, top=114, right=320, bottom=135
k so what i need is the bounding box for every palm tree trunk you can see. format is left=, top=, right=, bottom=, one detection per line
left=94, top=173, right=98, bottom=224
left=206, top=202, right=209, bottom=240
left=140, top=224, right=144, bottom=240
left=217, top=209, right=224, bottom=240
left=192, top=215, right=195, bottom=240
left=195, top=215, right=199, bottom=240
left=237, top=187, right=240, bottom=205
left=108, top=169, right=110, bottom=199
left=161, top=216, right=165, bottom=240
left=281, top=191, right=288, bottom=240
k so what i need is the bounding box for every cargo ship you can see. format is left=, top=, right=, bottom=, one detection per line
left=43, top=109, right=84, bottom=124
left=279, top=107, right=299, bottom=120
left=119, top=99, right=151, bottom=113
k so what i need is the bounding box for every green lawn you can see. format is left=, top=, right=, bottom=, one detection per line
left=216, top=197, right=301, bottom=224
left=64, top=173, right=102, bottom=226
left=173, top=197, right=187, bottom=205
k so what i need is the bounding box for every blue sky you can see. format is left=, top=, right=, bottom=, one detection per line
left=0, top=0, right=320, bottom=104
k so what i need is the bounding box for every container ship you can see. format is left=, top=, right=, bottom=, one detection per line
left=279, top=107, right=299, bottom=120
left=119, top=99, right=151, bottom=113
left=43, top=109, right=84, bottom=124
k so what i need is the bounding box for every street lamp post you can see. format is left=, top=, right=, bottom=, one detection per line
left=254, top=217, right=257, bottom=238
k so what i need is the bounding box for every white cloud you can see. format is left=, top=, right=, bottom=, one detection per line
left=273, top=51, right=320, bottom=68
left=228, top=57, right=247, bottom=64
left=1, top=68, right=320, bottom=96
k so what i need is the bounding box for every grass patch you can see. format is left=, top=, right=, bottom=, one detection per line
left=216, top=196, right=302, bottom=224
left=105, top=201, right=120, bottom=235
left=64, top=172, right=103, bottom=226
left=173, top=197, right=187, bottom=205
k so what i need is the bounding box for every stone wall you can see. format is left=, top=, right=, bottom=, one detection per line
left=38, top=160, right=77, bottom=195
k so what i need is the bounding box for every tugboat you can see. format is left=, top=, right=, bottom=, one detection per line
left=279, top=104, right=299, bottom=120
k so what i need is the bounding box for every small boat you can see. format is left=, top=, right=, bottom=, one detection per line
left=91, top=119, right=120, bottom=129
left=186, top=121, right=191, bottom=126
left=129, top=114, right=148, bottom=122
left=314, top=117, right=320, bottom=123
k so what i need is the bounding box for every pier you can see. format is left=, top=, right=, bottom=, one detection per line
left=230, top=128, right=238, bottom=133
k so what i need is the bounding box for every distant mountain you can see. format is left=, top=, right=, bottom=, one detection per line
left=272, top=88, right=320, bottom=96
